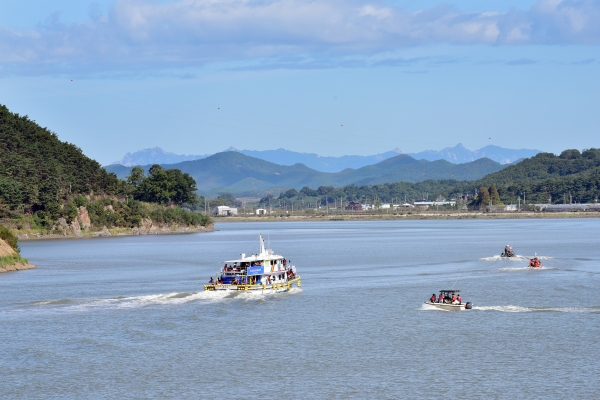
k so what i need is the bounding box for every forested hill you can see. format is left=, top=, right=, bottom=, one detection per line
left=0, top=104, right=121, bottom=216
left=0, top=104, right=209, bottom=233
left=466, top=149, right=600, bottom=188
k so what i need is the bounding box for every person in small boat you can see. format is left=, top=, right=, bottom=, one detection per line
left=209, top=277, right=214, bottom=284
left=452, top=294, right=459, bottom=305
left=438, top=294, right=444, bottom=303
left=529, top=258, right=540, bottom=267
left=457, top=294, right=462, bottom=304
left=430, top=294, right=436, bottom=303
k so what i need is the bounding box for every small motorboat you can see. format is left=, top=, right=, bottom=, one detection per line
left=527, top=257, right=543, bottom=268
left=425, top=290, right=472, bottom=311
left=501, top=245, right=515, bottom=258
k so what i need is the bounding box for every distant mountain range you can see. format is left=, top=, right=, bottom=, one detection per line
left=407, top=143, right=539, bottom=165
left=106, top=151, right=505, bottom=195
left=111, top=144, right=540, bottom=172
left=113, top=147, right=210, bottom=167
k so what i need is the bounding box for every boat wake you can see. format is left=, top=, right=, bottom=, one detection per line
left=480, top=255, right=554, bottom=261
left=473, top=305, right=600, bottom=313
left=498, top=266, right=557, bottom=271
left=30, top=288, right=303, bottom=313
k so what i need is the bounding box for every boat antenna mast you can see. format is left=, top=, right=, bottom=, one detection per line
left=259, top=234, right=266, bottom=256
left=451, top=273, right=461, bottom=290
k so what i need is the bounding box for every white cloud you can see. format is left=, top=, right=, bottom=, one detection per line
left=1, top=0, right=599, bottom=75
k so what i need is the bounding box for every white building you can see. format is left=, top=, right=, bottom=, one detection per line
left=215, top=206, right=238, bottom=216
left=255, top=208, right=268, bottom=215
left=413, top=201, right=456, bottom=206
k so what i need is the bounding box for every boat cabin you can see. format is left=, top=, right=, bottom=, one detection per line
left=437, top=290, right=460, bottom=303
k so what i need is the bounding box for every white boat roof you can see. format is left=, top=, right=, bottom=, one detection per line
left=224, top=234, right=286, bottom=263
left=225, top=254, right=284, bottom=263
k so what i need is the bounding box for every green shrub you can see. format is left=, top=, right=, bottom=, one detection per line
left=0, top=254, right=29, bottom=267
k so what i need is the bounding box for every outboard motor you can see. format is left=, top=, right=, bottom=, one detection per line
left=465, top=302, right=473, bottom=310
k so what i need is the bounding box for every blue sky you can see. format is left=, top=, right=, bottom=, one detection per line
left=1, top=0, right=599, bottom=165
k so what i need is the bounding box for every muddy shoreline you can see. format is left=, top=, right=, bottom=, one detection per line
left=212, top=211, right=600, bottom=222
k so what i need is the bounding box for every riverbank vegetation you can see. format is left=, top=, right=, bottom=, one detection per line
left=0, top=224, right=29, bottom=267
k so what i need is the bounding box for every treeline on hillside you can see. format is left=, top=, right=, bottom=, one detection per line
left=467, top=148, right=600, bottom=187
left=0, top=104, right=209, bottom=229
left=257, top=149, right=600, bottom=207
left=0, top=104, right=121, bottom=217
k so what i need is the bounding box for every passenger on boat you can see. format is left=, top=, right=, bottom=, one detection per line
left=438, top=294, right=443, bottom=303
left=457, top=294, right=462, bottom=304
left=430, top=294, right=436, bottom=303
left=233, top=278, right=239, bottom=285
left=209, top=277, right=214, bottom=284
left=529, top=258, right=540, bottom=267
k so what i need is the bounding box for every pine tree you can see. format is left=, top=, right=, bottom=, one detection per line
left=477, top=186, right=490, bottom=208
left=488, top=183, right=503, bottom=206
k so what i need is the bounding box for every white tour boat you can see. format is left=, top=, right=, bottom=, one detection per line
left=204, top=234, right=301, bottom=292
left=425, top=290, right=472, bottom=311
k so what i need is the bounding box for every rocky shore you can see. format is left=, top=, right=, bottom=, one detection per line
left=0, top=262, right=36, bottom=273
left=16, top=221, right=214, bottom=240
left=6, top=205, right=214, bottom=240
